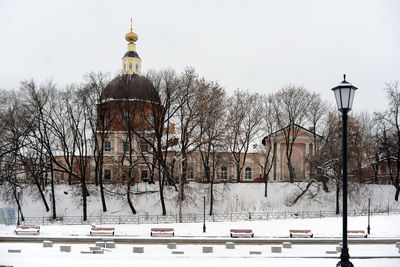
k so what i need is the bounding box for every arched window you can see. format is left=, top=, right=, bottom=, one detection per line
left=245, top=167, right=252, bottom=180
left=221, top=167, right=228, bottom=180
left=104, top=169, right=111, bottom=181
left=148, top=113, right=154, bottom=126
left=141, top=169, right=148, bottom=181
left=186, top=167, right=194, bottom=180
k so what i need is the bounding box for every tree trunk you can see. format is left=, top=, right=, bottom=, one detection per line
left=50, top=168, right=56, bottom=219
left=99, top=165, right=107, bottom=212
left=336, top=182, right=340, bottom=215
left=33, top=177, right=50, bottom=212
left=126, top=182, right=137, bottom=215
left=395, top=186, right=400, bottom=201
left=209, top=181, right=214, bottom=216
left=287, top=160, right=296, bottom=183
left=236, top=166, right=241, bottom=183
left=81, top=183, right=88, bottom=221
left=264, top=174, right=268, bottom=197
left=178, top=160, right=183, bottom=223
left=13, top=190, right=25, bottom=221
left=158, top=162, right=166, bottom=215
left=94, top=160, right=99, bottom=186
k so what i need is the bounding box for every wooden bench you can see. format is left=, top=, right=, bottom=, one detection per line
left=90, top=227, right=115, bottom=236
left=289, top=229, right=313, bottom=238
left=230, top=229, right=254, bottom=238
left=348, top=230, right=367, bottom=238
left=15, top=225, right=40, bottom=235
left=150, top=228, right=174, bottom=237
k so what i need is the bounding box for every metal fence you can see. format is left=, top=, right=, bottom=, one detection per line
left=4, top=207, right=400, bottom=226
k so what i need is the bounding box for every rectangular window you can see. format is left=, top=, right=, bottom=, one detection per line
left=135, top=64, right=139, bottom=71
left=123, top=111, right=129, bottom=121
left=140, top=140, right=149, bottom=153
left=245, top=167, right=252, bottom=180
left=221, top=167, right=228, bottom=180
left=141, top=170, right=148, bottom=181
left=123, top=141, right=130, bottom=152
left=104, top=141, right=111, bottom=152
left=104, top=169, right=111, bottom=181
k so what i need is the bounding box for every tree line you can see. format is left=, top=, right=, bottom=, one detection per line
left=0, top=68, right=399, bottom=220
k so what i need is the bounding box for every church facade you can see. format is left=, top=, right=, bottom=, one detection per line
left=53, top=23, right=319, bottom=185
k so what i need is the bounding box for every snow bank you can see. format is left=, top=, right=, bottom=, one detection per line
left=1, top=182, right=399, bottom=217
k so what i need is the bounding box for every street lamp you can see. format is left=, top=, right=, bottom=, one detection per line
left=203, top=194, right=206, bottom=233
left=16, top=186, right=21, bottom=226
left=367, top=194, right=371, bottom=235
left=332, top=74, right=357, bottom=267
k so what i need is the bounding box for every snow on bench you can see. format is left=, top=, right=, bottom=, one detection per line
left=348, top=230, right=367, bottom=238
left=230, top=229, right=254, bottom=238
left=15, top=225, right=40, bottom=235
left=289, top=229, right=313, bottom=238
left=150, top=228, right=174, bottom=237
left=90, top=227, right=115, bottom=236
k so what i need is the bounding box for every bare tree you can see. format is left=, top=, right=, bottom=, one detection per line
left=300, top=111, right=365, bottom=212
left=373, top=81, right=400, bottom=200
left=196, top=79, right=226, bottom=215
left=174, top=67, right=204, bottom=222
left=306, top=93, right=329, bottom=155
left=260, top=94, right=278, bottom=197
left=81, top=72, right=111, bottom=212
left=225, top=90, right=263, bottom=183
left=145, top=69, right=181, bottom=215
left=273, top=86, right=313, bottom=182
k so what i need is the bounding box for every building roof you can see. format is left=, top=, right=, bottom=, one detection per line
left=122, top=51, right=140, bottom=59
left=101, top=73, right=160, bottom=103
left=262, top=124, right=323, bottom=145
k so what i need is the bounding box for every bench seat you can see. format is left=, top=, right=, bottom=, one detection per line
left=90, top=227, right=115, bottom=236
left=15, top=225, right=40, bottom=235
left=151, top=228, right=174, bottom=237
left=348, top=230, right=367, bottom=238
left=230, top=229, right=254, bottom=238
left=290, top=229, right=313, bottom=238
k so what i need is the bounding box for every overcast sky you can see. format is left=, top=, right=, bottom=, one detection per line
left=1, top=0, right=399, bottom=113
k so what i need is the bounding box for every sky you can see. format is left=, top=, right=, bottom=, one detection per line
left=0, top=0, right=399, bottom=113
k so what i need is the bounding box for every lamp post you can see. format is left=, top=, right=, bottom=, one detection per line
left=367, top=194, right=371, bottom=235
left=16, top=186, right=21, bottom=226
left=203, top=194, right=206, bottom=233
left=332, top=74, right=357, bottom=267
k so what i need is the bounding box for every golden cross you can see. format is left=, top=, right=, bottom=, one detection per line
left=130, top=17, right=133, bottom=32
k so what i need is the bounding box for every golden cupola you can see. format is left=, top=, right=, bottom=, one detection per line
left=122, top=18, right=141, bottom=75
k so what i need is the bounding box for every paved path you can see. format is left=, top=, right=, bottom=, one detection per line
left=1, top=235, right=399, bottom=245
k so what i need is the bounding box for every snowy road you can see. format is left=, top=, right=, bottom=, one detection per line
left=1, top=215, right=399, bottom=266
left=1, top=242, right=400, bottom=267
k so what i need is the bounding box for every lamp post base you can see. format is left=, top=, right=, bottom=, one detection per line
left=337, top=261, right=354, bottom=267
left=337, top=248, right=353, bottom=267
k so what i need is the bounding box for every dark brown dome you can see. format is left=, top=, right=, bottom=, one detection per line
left=101, top=74, right=160, bottom=103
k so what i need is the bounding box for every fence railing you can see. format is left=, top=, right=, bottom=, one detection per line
left=3, top=207, right=400, bottom=226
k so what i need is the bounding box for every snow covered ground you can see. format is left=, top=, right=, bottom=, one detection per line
left=1, top=214, right=400, bottom=238
left=1, top=215, right=400, bottom=266
left=1, top=242, right=399, bottom=267
left=1, top=183, right=400, bottom=218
